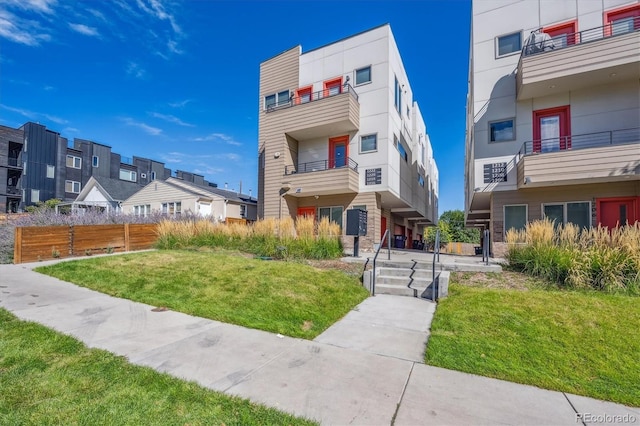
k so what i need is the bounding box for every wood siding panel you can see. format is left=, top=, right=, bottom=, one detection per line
left=122, top=180, right=201, bottom=214
left=128, top=224, right=159, bottom=250
left=15, top=226, right=70, bottom=263
left=72, top=225, right=125, bottom=255
left=520, top=144, right=640, bottom=186
left=285, top=168, right=359, bottom=197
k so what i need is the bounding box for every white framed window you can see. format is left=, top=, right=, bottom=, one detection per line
left=92, top=155, right=99, bottom=167
left=418, top=175, right=425, bottom=187
left=66, top=155, right=81, bottom=169
left=161, top=201, right=182, bottom=216
left=490, top=119, right=515, bottom=142
left=504, top=204, right=528, bottom=234
left=395, top=135, right=408, bottom=162
left=240, top=204, right=247, bottom=218
left=133, top=204, right=151, bottom=217
left=496, top=31, right=522, bottom=57
left=360, top=134, right=377, bottom=153
left=65, top=180, right=81, bottom=194
left=31, top=189, right=40, bottom=203
left=119, top=169, right=137, bottom=182
left=354, top=66, right=371, bottom=85
left=46, top=165, right=55, bottom=179
left=264, top=90, right=290, bottom=110
left=394, top=76, right=402, bottom=114
left=319, top=206, right=344, bottom=230
left=150, top=171, right=156, bottom=181
left=543, top=201, right=591, bottom=229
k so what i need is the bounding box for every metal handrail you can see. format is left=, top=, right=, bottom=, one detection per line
left=518, top=127, right=640, bottom=157
left=522, top=18, right=640, bottom=57
left=430, top=229, right=440, bottom=302
left=265, top=83, right=359, bottom=113
left=285, top=157, right=358, bottom=175
left=482, top=229, right=490, bottom=265
left=371, top=229, right=391, bottom=296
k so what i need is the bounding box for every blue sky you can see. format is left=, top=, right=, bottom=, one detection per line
left=0, top=0, right=471, bottom=213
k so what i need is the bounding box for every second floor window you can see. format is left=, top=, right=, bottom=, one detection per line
left=92, top=156, right=99, bottom=167
left=119, top=169, right=137, bottom=182
left=65, top=180, right=81, bottom=194
left=496, top=31, right=522, bottom=57
left=66, top=155, right=81, bottom=169
left=264, top=90, right=290, bottom=110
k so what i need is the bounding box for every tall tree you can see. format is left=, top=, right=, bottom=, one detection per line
left=438, top=210, right=480, bottom=243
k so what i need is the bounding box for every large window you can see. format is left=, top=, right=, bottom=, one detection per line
left=496, top=31, right=522, bottom=57
left=65, top=180, right=81, bottom=194
left=394, top=135, right=408, bottom=162
left=133, top=204, right=151, bottom=217
left=66, top=155, right=81, bottom=169
left=360, top=134, right=377, bottom=153
left=543, top=202, right=591, bottom=229
left=489, top=119, right=515, bottom=142
left=46, top=165, right=55, bottom=179
left=319, top=206, right=343, bottom=230
left=161, top=202, right=182, bottom=216
left=31, top=189, right=40, bottom=203
left=355, top=66, right=371, bottom=85
left=394, top=76, right=402, bottom=114
left=606, top=4, right=640, bottom=36
left=264, top=90, right=290, bottom=110
left=504, top=205, right=527, bottom=234
left=119, top=169, right=137, bottom=182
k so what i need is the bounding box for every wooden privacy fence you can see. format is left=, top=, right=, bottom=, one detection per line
left=13, top=223, right=158, bottom=264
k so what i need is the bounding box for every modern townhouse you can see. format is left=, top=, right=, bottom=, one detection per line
left=0, top=121, right=219, bottom=213
left=258, top=24, right=439, bottom=251
left=465, top=0, right=640, bottom=255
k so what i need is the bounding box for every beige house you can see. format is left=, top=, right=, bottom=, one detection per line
left=258, top=25, right=439, bottom=251
left=122, top=177, right=257, bottom=221
left=465, top=0, right=640, bottom=255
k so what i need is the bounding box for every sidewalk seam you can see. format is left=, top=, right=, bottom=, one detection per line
left=391, top=361, right=415, bottom=425
left=563, top=392, right=587, bottom=426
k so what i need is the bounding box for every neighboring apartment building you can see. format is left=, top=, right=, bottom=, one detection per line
left=465, top=0, right=640, bottom=255
left=0, top=121, right=218, bottom=212
left=258, top=24, right=439, bottom=251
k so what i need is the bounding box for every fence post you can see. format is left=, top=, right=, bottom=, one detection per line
left=124, top=223, right=130, bottom=252
left=13, top=227, right=22, bottom=264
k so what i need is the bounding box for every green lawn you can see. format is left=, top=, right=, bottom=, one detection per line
left=425, top=275, right=640, bottom=407
left=0, top=308, right=314, bottom=425
left=35, top=250, right=369, bottom=339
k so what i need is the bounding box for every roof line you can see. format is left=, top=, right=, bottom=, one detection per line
left=303, top=23, right=389, bottom=54
left=261, top=45, right=301, bottom=64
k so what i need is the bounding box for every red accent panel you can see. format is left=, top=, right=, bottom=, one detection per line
left=596, top=197, right=639, bottom=228
left=543, top=20, right=578, bottom=45
left=295, top=86, right=312, bottom=105
left=323, top=77, right=343, bottom=98
left=604, top=4, right=640, bottom=36
left=328, top=135, right=349, bottom=169
left=297, top=207, right=316, bottom=219
left=381, top=216, right=387, bottom=247
left=532, top=105, right=571, bottom=152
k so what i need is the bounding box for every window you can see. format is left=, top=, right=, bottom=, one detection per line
left=496, top=31, right=522, bottom=57
left=65, top=180, right=81, bottom=194
left=46, top=165, right=55, bottom=179
left=31, top=189, right=40, bottom=203
left=360, top=134, right=377, bottom=152
left=133, top=205, right=151, bottom=217
left=295, top=86, right=312, bottom=104
left=161, top=202, right=182, bottom=216
left=489, top=119, right=515, bottom=142
left=504, top=205, right=527, bottom=233
left=319, top=206, right=343, bottom=230
left=240, top=204, right=247, bottom=218
left=543, top=21, right=577, bottom=48
left=264, top=89, right=290, bottom=110
left=355, top=66, right=371, bottom=85
left=605, top=4, right=640, bottom=36
left=543, top=202, right=591, bottom=229
left=66, top=155, right=81, bottom=169
left=418, top=175, right=425, bottom=187
left=533, top=106, right=571, bottom=152
left=150, top=171, right=156, bottom=181
left=323, top=77, right=342, bottom=97
left=394, top=135, right=408, bottom=162
left=352, top=205, right=367, bottom=211
left=119, top=169, right=137, bottom=182
left=92, top=155, right=99, bottom=167
left=394, top=76, right=402, bottom=114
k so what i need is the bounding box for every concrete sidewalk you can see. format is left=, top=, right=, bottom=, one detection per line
left=1, top=261, right=638, bottom=425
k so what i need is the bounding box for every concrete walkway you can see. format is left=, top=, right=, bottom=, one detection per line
left=1, top=261, right=638, bottom=425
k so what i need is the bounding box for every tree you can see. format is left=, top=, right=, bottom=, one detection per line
left=25, top=198, right=62, bottom=213
left=438, top=209, right=480, bottom=243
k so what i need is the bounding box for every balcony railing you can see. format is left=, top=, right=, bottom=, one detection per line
left=522, top=18, right=639, bottom=57
left=265, top=84, right=358, bottom=113
left=7, top=157, right=21, bottom=167
left=284, top=157, right=358, bottom=175
left=6, top=185, right=20, bottom=196
left=519, top=127, right=640, bottom=157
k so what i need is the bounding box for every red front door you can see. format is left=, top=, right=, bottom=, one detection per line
left=597, top=197, right=639, bottom=229
left=297, top=207, right=316, bottom=219
left=381, top=216, right=387, bottom=247
left=533, top=106, right=571, bottom=153
left=329, top=135, right=349, bottom=169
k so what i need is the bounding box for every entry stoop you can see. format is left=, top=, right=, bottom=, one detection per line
left=363, top=261, right=449, bottom=300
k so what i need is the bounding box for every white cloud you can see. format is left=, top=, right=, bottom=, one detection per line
left=3, top=0, right=57, bottom=14
left=0, top=9, right=51, bottom=46
left=193, top=132, right=243, bottom=146
left=159, top=151, right=213, bottom=165
left=63, top=127, right=79, bottom=133
left=121, top=117, right=162, bottom=135
left=43, top=85, right=55, bottom=91
left=0, top=103, right=67, bottom=124
left=149, top=112, right=194, bottom=127
left=69, top=22, right=99, bottom=37
left=168, top=99, right=192, bottom=108
left=126, top=62, right=146, bottom=79
left=217, top=153, right=241, bottom=162
left=167, top=39, right=182, bottom=55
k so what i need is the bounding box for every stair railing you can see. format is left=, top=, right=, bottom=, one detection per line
left=430, top=229, right=441, bottom=302
left=482, top=229, right=490, bottom=265
left=371, top=229, right=390, bottom=296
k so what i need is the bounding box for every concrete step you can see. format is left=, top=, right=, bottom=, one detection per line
left=375, top=259, right=502, bottom=273
left=377, top=267, right=434, bottom=279
left=376, top=275, right=432, bottom=287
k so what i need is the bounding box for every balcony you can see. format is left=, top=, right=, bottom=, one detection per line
left=7, top=157, right=22, bottom=168
left=517, top=128, right=640, bottom=188
left=283, top=158, right=359, bottom=197
left=6, top=185, right=20, bottom=196
left=517, top=20, right=640, bottom=100
left=265, top=84, right=360, bottom=140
